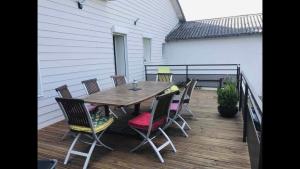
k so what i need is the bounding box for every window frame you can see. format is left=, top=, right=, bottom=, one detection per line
left=143, top=37, right=152, bottom=63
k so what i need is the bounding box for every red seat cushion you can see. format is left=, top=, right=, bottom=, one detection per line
left=128, top=112, right=166, bottom=131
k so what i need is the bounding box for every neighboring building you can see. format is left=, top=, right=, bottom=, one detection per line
left=163, top=13, right=262, bottom=96
left=38, top=0, right=185, bottom=129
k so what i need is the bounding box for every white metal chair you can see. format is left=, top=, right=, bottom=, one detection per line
left=55, top=97, right=114, bottom=169
left=55, top=84, right=99, bottom=141
left=156, top=73, right=173, bottom=83
left=110, top=75, right=129, bottom=115
left=81, top=78, right=118, bottom=119
left=172, top=79, right=197, bottom=117
left=128, top=91, right=177, bottom=163
left=164, top=82, right=192, bottom=137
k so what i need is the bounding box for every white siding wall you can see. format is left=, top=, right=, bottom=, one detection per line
left=163, top=35, right=262, bottom=96
left=38, top=0, right=179, bottom=129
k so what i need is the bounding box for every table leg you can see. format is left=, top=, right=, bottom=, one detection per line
left=132, top=103, right=140, bottom=116
left=104, top=105, right=110, bottom=117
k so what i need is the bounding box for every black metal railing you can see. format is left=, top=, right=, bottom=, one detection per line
left=145, top=64, right=240, bottom=89
left=145, top=64, right=262, bottom=169
left=239, top=71, right=262, bottom=169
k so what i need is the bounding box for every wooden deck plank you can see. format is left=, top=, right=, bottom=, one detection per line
left=38, top=90, right=250, bottom=169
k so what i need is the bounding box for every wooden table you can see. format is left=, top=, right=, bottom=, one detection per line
left=83, top=81, right=172, bottom=116
left=83, top=81, right=172, bottom=135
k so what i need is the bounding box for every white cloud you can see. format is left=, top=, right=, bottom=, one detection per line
left=178, top=0, right=262, bottom=21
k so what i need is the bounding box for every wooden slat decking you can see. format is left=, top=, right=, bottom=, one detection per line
left=38, top=90, right=250, bottom=169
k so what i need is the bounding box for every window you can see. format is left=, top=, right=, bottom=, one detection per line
left=143, top=38, right=151, bottom=62
left=38, top=60, right=43, bottom=97
left=162, top=42, right=166, bottom=57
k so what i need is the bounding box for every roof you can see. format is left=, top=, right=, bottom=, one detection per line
left=166, top=13, right=262, bottom=41
left=170, top=0, right=186, bottom=22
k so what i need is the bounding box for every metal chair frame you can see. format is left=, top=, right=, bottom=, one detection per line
left=155, top=73, right=173, bottom=83
left=110, top=75, right=129, bottom=115
left=164, top=82, right=192, bottom=137
left=182, top=79, right=198, bottom=117
left=81, top=78, right=118, bottom=119
left=55, top=98, right=113, bottom=169
left=129, top=92, right=177, bottom=163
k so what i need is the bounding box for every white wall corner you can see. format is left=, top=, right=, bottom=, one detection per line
left=111, top=25, right=129, bottom=34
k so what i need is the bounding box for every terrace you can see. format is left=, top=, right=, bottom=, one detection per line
left=38, top=64, right=262, bottom=169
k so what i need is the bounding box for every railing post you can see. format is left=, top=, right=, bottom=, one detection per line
left=236, top=65, right=240, bottom=93
left=219, top=78, right=224, bottom=88
left=186, top=65, right=188, bottom=82
left=144, top=65, right=147, bottom=81
left=239, top=74, right=243, bottom=111
left=242, top=83, right=249, bottom=142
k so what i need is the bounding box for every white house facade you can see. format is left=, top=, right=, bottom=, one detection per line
left=163, top=14, right=262, bottom=96
left=38, top=0, right=185, bottom=129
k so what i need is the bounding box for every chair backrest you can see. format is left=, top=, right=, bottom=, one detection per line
left=158, top=66, right=171, bottom=73
left=81, top=78, right=100, bottom=95
left=186, top=79, right=197, bottom=100
left=55, top=97, right=92, bottom=128
left=146, top=91, right=176, bottom=136
left=156, top=73, right=173, bottom=83
left=111, top=75, right=127, bottom=87
left=55, top=85, right=72, bottom=98
left=177, top=82, right=192, bottom=113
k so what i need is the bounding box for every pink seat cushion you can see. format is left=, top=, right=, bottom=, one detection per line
left=85, top=103, right=97, bottom=112
left=128, top=112, right=166, bottom=131
left=170, top=103, right=179, bottom=111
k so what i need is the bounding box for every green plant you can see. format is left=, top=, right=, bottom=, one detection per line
left=217, top=83, right=238, bottom=109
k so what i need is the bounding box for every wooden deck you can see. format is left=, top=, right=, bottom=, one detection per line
left=38, top=90, right=250, bottom=169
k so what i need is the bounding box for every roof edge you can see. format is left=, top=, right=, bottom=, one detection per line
left=170, top=0, right=186, bottom=22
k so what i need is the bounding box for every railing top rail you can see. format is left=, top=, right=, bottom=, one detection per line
left=145, top=64, right=240, bottom=66
left=241, top=71, right=262, bottom=114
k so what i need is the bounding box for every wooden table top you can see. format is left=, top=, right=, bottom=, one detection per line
left=83, top=81, right=172, bottom=106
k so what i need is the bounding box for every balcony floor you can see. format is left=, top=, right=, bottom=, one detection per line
left=38, top=89, right=250, bottom=169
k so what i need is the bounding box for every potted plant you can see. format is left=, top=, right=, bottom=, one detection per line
left=217, top=81, right=239, bottom=117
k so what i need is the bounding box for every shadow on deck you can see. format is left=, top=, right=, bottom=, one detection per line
left=38, top=90, right=250, bottom=169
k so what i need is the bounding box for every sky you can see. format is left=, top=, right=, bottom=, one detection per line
left=178, top=0, right=262, bottom=21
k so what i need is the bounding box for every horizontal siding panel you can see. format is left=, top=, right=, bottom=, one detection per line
left=39, top=53, right=113, bottom=61
left=40, top=59, right=114, bottom=69
left=39, top=45, right=113, bottom=53
left=41, top=64, right=113, bottom=76
left=38, top=37, right=113, bottom=48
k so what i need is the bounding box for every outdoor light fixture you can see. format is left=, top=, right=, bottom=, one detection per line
left=77, top=0, right=86, bottom=9
left=134, top=18, right=140, bottom=25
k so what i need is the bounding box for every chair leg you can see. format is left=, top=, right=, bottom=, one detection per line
left=158, top=128, right=176, bottom=153
left=64, top=133, right=81, bottom=165
left=130, top=139, right=148, bottom=152
left=61, top=130, right=73, bottom=141
left=94, top=129, right=114, bottom=151
left=120, top=107, right=127, bottom=114
left=109, top=108, right=118, bottom=119
left=172, top=119, right=189, bottom=137
left=184, top=104, right=194, bottom=117
left=178, top=115, right=191, bottom=130
left=147, top=138, right=165, bottom=163
left=82, top=140, right=97, bottom=169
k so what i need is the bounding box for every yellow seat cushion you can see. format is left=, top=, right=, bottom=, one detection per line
left=70, top=117, right=114, bottom=133
left=164, top=85, right=179, bottom=93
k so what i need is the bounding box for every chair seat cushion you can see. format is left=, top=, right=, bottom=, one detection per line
left=170, top=103, right=179, bottom=112
left=128, top=112, right=166, bottom=131
left=85, top=103, right=97, bottom=112
left=70, top=117, right=114, bottom=133
left=172, top=95, right=190, bottom=103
